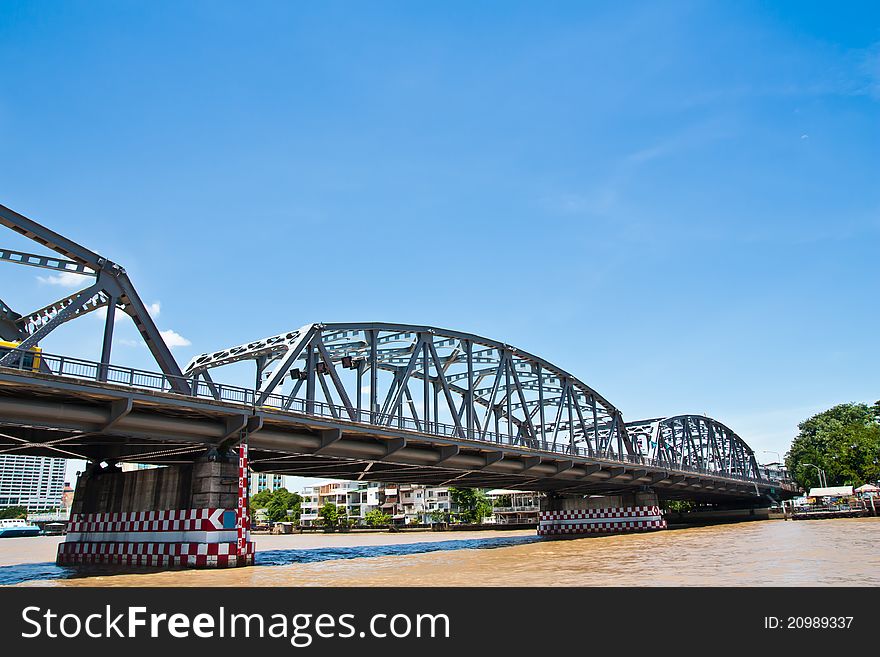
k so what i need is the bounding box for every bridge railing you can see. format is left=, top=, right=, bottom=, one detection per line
left=1, top=348, right=791, bottom=488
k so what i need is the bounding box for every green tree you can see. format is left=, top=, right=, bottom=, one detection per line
left=364, top=509, right=392, bottom=527
left=429, top=509, right=450, bottom=524
left=318, top=501, right=340, bottom=529
left=249, top=489, right=273, bottom=517
left=449, top=487, right=493, bottom=524
left=268, top=488, right=302, bottom=523
left=662, top=500, right=696, bottom=513
left=786, top=403, right=880, bottom=488
left=492, top=495, right=511, bottom=507
left=0, top=506, right=27, bottom=520
left=251, top=487, right=302, bottom=523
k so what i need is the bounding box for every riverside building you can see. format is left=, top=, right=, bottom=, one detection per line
left=0, top=455, right=66, bottom=512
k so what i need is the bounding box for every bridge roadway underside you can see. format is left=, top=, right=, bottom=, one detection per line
left=0, top=371, right=788, bottom=503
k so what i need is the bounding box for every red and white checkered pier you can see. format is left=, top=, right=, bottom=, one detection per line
left=57, top=445, right=254, bottom=569
left=57, top=508, right=254, bottom=567
left=537, top=505, right=666, bottom=536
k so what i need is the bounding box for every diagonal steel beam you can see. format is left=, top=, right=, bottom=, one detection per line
left=256, top=326, right=316, bottom=405
left=427, top=338, right=466, bottom=439
left=0, top=203, right=105, bottom=266
left=0, top=280, right=104, bottom=364
left=314, top=335, right=357, bottom=420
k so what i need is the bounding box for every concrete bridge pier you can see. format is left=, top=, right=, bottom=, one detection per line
left=57, top=448, right=254, bottom=569
left=538, top=490, right=666, bottom=537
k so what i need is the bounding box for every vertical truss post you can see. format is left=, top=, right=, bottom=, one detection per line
left=616, top=412, right=624, bottom=457
left=504, top=354, right=512, bottom=444
left=255, top=355, right=267, bottom=391
left=423, top=341, right=431, bottom=434
left=369, top=329, right=378, bottom=423
left=465, top=339, right=474, bottom=439
left=433, top=381, right=439, bottom=433
left=98, top=295, right=117, bottom=382
left=537, top=362, right=545, bottom=446
left=306, top=341, right=316, bottom=415
left=356, top=360, right=364, bottom=419
left=591, top=395, right=599, bottom=456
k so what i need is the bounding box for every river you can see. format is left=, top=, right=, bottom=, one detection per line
left=2, top=518, right=878, bottom=586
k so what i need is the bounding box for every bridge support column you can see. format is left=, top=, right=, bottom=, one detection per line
left=57, top=450, right=254, bottom=569
left=538, top=491, right=666, bottom=537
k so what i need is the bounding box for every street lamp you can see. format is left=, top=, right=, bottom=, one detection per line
left=803, top=463, right=827, bottom=488
left=762, top=450, right=781, bottom=463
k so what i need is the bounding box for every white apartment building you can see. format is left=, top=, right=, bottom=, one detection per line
left=423, top=486, right=452, bottom=520
left=0, top=455, right=66, bottom=512
left=391, top=484, right=453, bottom=524
left=377, top=484, right=455, bottom=524
left=300, top=485, right=321, bottom=526
left=251, top=472, right=287, bottom=496
left=299, top=481, right=382, bottom=526
left=298, top=481, right=479, bottom=526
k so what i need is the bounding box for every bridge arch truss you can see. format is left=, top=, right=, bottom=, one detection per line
left=185, top=322, right=635, bottom=460
left=625, top=415, right=761, bottom=480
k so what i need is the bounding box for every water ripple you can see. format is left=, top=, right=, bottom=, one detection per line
left=0, top=535, right=542, bottom=586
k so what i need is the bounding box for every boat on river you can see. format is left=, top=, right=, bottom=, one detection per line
left=0, top=518, right=42, bottom=538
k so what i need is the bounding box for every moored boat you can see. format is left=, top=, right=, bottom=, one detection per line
left=0, top=518, right=42, bottom=538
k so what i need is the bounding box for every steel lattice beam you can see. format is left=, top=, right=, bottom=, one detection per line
left=626, top=415, right=761, bottom=480
left=0, top=203, right=189, bottom=393
left=185, top=322, right=633, bottom=459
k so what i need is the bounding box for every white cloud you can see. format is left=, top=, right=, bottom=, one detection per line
left=160, top=329, right=191, bottom=348
left=36, top=271, right=90, bottom=288
left=95, top=300, right=160, bottom=324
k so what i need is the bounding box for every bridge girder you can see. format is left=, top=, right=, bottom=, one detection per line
left=0, top=372, right=790, bottom=501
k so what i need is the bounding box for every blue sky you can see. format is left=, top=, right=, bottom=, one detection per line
left=1, top=2, right=878, bottom=486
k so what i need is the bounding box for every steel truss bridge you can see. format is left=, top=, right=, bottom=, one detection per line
left=0, top=203, right=795, bottom=502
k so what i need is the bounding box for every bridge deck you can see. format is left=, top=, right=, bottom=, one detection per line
left=0, top=366, right=795, bottom=501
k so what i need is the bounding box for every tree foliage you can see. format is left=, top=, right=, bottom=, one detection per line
left=786, top=403, right=880, bottom=489
left=662, top=500, right=696, bottom=513
left=250, top=487, right=302, bottom=523
left=449, top=487, right=493, bottom=524
left=430, top=509, right=450, bottom=524
left=492, top=494, right=511, bottom=507
left=364, top=509, right=392, bottom=527
left=0, top=506, right=27, bottom=520
left=318, top=501, right=340, bottom=528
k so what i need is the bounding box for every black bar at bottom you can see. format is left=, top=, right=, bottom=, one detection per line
left=0, top=587, right=872, bottom=653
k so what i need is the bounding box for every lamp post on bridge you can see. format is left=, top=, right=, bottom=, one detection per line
left=762, top=450, right=781, bottom=463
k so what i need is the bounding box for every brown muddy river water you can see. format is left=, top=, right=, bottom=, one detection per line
left=3, top=518, right=879, bottom=587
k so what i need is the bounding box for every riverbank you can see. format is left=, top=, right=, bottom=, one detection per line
left=0, top=529, right=535, bottom=568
